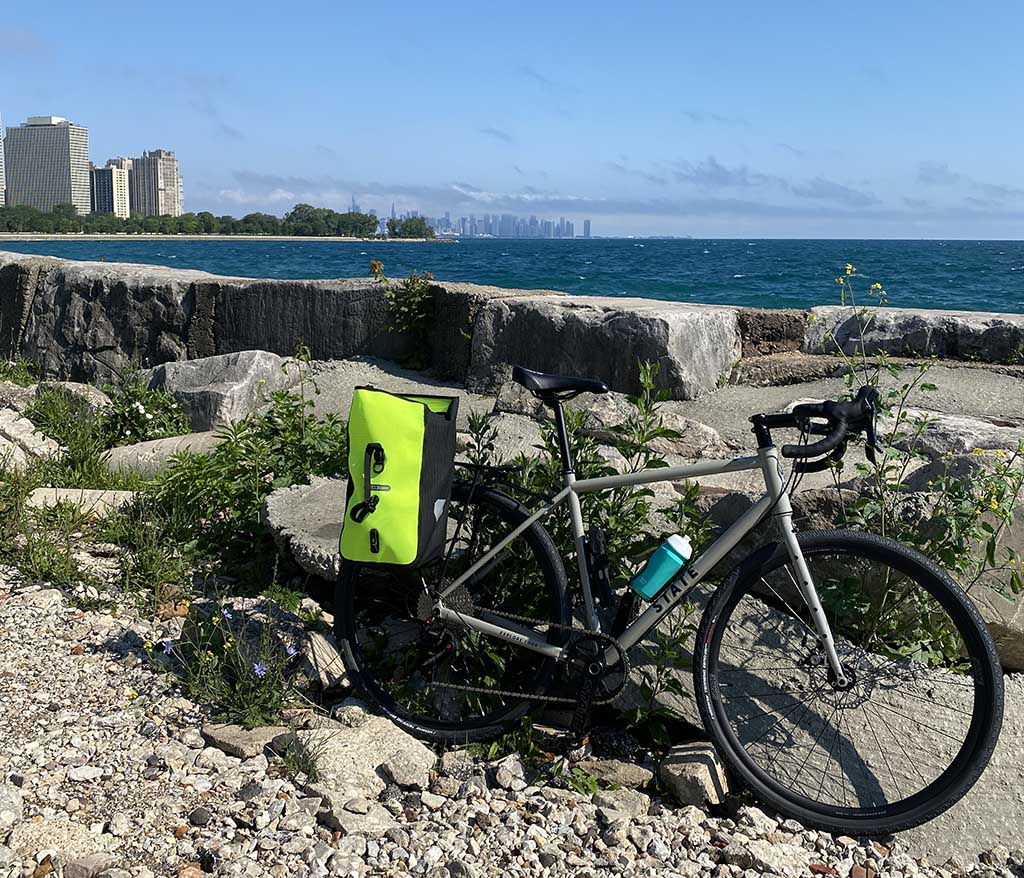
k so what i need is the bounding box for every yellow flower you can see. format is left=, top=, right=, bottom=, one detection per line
left=845, top=263, right=855, bottom=275
left=871, top=282, right=882, bottom=290
left=974, top=448, right=986, bottom=456
left=990, top=499, right=1000, bottom=510
left=995, top=450, right=1006, bottom=458
left=127, top=689, right=139, bottom=699
left=807, top=314, right=817, bottom=322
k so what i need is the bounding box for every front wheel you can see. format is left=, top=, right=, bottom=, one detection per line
left=694, top=529, right=1003, bottom=836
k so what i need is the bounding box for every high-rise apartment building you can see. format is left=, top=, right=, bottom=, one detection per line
left=90, top=164, right=131, bottom=218
left=0, top=113, right=6, bottom=207
left=583, top=219, right=592, bottom=239
left=4, top=116, right=90, bottom=214
left=129, top=149, right=183, bottom=216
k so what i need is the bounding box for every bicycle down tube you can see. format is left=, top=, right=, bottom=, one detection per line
left=434, top=446, right=849, bottom=683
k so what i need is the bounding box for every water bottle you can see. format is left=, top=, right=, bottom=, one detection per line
left=629, top=535, right=693, bottom=600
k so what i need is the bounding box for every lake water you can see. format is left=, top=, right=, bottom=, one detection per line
left=2, top=237, right=1023, bottom=313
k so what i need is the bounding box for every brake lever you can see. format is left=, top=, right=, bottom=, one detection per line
left=863, top=399, right=884, bottom=464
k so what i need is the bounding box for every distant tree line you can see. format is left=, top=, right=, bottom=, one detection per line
left=0, top=202, right=436, bottom=238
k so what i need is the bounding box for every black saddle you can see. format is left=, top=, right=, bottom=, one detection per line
left=511, top=365, right=609, bottom=400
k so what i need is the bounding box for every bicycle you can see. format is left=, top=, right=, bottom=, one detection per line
left=336, top=365, right=1003, bottom=836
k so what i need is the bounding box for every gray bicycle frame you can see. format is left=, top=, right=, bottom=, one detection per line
left=436, top=444, right=848, bottom=683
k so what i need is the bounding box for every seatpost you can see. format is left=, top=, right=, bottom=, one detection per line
left=550, top=399, right=575, bottom=475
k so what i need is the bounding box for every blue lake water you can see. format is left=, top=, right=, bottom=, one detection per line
left=2, top=237, right=1023, bottom=313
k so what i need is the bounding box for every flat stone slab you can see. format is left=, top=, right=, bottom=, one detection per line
left=306, top=357, right=494, bottom=429
left=201, top=722, right=289, bottom=759
left=106, top=430, right=225, bottom=476
left=262, top=477, right=345, bottom=581
left=290, top=700, right=436, bottom=827
left=26, top=488, right=136, bottom=517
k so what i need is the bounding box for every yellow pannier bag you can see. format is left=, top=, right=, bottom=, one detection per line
left=340, top=386, right=459, bottom=567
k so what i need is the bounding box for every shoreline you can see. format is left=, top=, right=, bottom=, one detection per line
left=0, top=233, right=452, bottom=243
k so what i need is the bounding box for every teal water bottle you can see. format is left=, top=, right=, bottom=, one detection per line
left=629, top=535, right=693, bottom=600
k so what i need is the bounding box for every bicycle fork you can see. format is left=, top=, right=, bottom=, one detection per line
left=760, top=446, right=850, bottom=688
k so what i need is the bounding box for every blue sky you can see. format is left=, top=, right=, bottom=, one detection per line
left=2, top=1, right=1023, bottom=237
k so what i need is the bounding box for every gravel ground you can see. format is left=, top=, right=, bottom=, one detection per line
left=1, top=569, right=1022, bottom=878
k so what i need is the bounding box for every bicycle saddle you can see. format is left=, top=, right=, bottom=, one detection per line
left=511, top=365, right=609, bottom=399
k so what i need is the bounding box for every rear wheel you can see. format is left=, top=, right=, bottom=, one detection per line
left=336, top=480, right=571, bottom=743
left=694, top=530, right=1003, bottom=836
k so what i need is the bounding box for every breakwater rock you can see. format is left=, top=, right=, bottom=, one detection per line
left=2, top=251, right=1022, bottom=400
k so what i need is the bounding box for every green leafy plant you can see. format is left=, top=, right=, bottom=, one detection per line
left=371, top=260, right=436, bottom=369
left=0, top=355, right=38, bottom=386
left=163, top=599, right=300, bottom=729
left=100, top=372, right=191, bottom=447
left=814, top=265, right=1024, bottom=659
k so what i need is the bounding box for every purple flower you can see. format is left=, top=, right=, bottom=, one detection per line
left=221, top=608, right=233, bottom=621
left=253, top=662, right=268, bottom=678
left=162, top=641, right=173, bottom=655
left=286, top=645, right=298, bottom=658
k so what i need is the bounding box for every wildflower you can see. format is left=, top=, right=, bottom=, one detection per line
left=990, top=499, right=1000, bottom=510
left=145, top=412, right=153, bottom=421
left=871, top=282, right=882, bottom=290
left=974, top=448, right=986, bottom=456
left=127, top=689, right=139, bottom=699
left=995, top=450, right=1006, bottom=458
left=253, top=662, right=268, bottom=678
left=846, top=263, right=855, bottom=275
left=162, top=641, right=173, bottom=655
left=286, top=644, right=298, bottom=658
left=221, top=608, right=233, bottom=621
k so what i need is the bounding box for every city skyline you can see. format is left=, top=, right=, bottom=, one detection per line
left=1, top=3, right=1022, bottom=238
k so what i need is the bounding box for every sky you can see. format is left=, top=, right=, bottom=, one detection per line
left=2, top=1, right=1023, bottom=238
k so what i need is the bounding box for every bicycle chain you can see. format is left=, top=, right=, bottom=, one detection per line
left=430, top=603, right=631, bottom=705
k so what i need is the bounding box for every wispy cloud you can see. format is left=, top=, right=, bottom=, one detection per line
left=672, top=156, right=771, bottom=188
left=518, top=65, right=561, bottom=92
left=787, top=177, right=880, bottom=207
left=480, top=126, right=515, bottom=144
left=182, top=72, right=244, bottom=141
left=681, top=110, right=751, bottom=129
left=776, top=142, right=807, bottom=159
left=608, top=161, right=668, bottom=186
left=0, top=27, right=49, bottom=58
left=917, top=161, right=1024, bottom=202
left=918, top=161, right=961, bottom=186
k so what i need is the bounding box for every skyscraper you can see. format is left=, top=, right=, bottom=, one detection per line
left=129, top=149, right=183, bottom=216
left=4, top=116, right=90, bottom=214
left=0, top=113, right=6, bottom=207
left=90, top=164, right=131, bottom=218
left=583, top=219, right=592, bottom=239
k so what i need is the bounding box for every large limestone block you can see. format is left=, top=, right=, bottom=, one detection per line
left=145, top=349, right=301, bottom=430
left=804, top=305, right=1024, bottom=364
left=16, top=255, right=221, bottom=381
left=468, top=295, right=742, bottom=399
